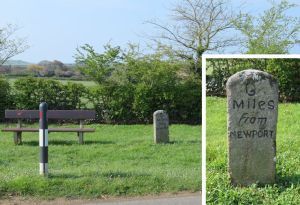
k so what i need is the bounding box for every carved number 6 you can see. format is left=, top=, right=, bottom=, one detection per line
left=246, top=83, right=255, bottom=96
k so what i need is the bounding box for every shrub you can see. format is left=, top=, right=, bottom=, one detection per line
left=132, top=64, right=178, bottom=123
left=88, top=83, right=135, bottom=123
left=207, top=59, right=268, bottom=96
left=76, top=44, right=202, bottom=124
left=86, top=62, right=201, bottom=124
left=64, top=82, right=88, bottom=109
left=0, top=77, right=13, bottom=121
left=13, top=77, right=87, bottom=110
left=266, top=59, right=300, bottom=102
left=172, top=75, right=201, bottom=124
left=207, top=58, right=300, bottom=102
left=206, top=59, right=231, bottom=97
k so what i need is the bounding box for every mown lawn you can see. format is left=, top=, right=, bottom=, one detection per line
left=207, top=96, right=300, bottom=204
left=0, top=123, right=201, bottom=199
left=6, top=77, right=97, bottom=87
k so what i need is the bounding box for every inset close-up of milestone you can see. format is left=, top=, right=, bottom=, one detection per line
left=206, top=58, right=300, bottom=204
left=0, top=0, right=201, bottom=204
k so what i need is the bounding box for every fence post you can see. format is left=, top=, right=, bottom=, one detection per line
left=39, top=102, right=48, bottom=176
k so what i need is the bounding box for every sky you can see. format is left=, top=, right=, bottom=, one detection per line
left=1, top=0, right=299, bottom=64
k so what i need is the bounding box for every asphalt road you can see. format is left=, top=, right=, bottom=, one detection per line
left=0, top=192, right=202, bottom=205
left=85, top=193, right=201, bottom=205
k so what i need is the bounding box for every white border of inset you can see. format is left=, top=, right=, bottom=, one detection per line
left=201, top=54, right=300, bottom=205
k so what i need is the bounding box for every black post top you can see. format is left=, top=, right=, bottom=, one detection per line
left=39, top=102, right=48, bottom=112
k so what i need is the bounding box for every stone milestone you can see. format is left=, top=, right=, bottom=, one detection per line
left=153, top=110, right=169, bottom=143
left=226, top=69, right=278, bottom=186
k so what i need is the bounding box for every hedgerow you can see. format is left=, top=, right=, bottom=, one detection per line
left=0, top=77, right=13, bottom=121
left=13, top=77, right=87, bottom=110
left=207, top=58, right=300, bottom=102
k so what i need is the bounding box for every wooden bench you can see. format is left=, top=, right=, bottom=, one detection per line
left=1, top=110, right=96, bottom=145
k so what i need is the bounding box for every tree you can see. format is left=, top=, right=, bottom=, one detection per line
left=27, top=64, right=44, bottom=76
left=37, top=60, right=70, bottom=77
left=0, top=24, right=29, bottom=65
left=75, top=44, right=122, bottom=84
left=234, top=0, right=300, bottom=54
left=148, top=0, right=237, bottom=74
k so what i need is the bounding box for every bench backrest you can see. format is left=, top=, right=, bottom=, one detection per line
left=5, top=110, right=96, bottom=120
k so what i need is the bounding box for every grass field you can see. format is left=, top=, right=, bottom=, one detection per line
left=207, top=96, right=300, bottom=204
left=0, top=123, right=201, bottom=199
left=6, top=77, right=97, bottom=87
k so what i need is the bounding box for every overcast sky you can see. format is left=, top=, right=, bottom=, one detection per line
left=1, top=0, right=299, bottom=63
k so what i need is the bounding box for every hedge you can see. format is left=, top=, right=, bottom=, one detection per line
left=0, top=77, right=13, bottom=121
left=88, top=72, right=201, bottom=124
left=207, top=58, right=300, bottom=102
left=0, top=75, right=201, bottom=124
left=13, top=77, right=87, bottom=110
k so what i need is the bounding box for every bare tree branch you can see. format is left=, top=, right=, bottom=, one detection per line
left=147, top=0, right=237, bottom=73
left=0, top=24, right=29, bottom=65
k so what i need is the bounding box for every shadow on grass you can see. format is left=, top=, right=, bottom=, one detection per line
left=22, top=141, right=40, bottom=146
left=276, top=174, right=300, bottom=186
left=48, top=171, right=150, bottom=179
left=169, top=140, right=200, bottom=144
left=84, top=140, right=116, bottom=145
left=22, top=140, right=115, bottom=146
left=48, top=173, right=83, bottom=179
left=102, top=171, right=151, bottom=178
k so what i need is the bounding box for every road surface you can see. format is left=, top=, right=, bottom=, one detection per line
left=0, top=192, right=202, bottom=205
left=86, top=193, right=201, bottom=205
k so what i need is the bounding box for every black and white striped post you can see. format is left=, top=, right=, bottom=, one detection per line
left=39, top=102, right=48, bottom=176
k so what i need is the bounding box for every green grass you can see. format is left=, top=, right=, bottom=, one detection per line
left=6, top=77, right=97, bottom=87
left=207, top=96, right=300, bottom=204
left=0, top=124, right=201, bottom=199
left=55, top=78, right=96, bottom=87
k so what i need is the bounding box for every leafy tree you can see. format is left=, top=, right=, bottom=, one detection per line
left=0, top=24, right=29, bottom=65
left=75, top=43, right=201, bottom=123
left=234, top=0, right=300, bottom=54
left=27, top=64, right=44, bottom=76
left=75, top=44, right=121, bottom=84
left=37, top=60, right=69, bottom=77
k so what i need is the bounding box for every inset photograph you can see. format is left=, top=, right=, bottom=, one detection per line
left=206, top=56, right=300, bottom=204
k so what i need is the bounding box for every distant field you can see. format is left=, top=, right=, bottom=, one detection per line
left=6, top=77, right=97, bottom=87
left=0, top=124, right=201, bottom=199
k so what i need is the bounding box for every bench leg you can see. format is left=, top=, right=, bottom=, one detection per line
left=78, top=132, right=84, bottom=144
left=14, top=132, right=22, bottom=145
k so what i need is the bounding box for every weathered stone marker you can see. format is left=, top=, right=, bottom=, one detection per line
left=226, top=69, right=278, bottom=186
left=153, top=110, right=169, bottom=143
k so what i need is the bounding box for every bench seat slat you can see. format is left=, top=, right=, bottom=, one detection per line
left=2, top=128, right=95, bottom=132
